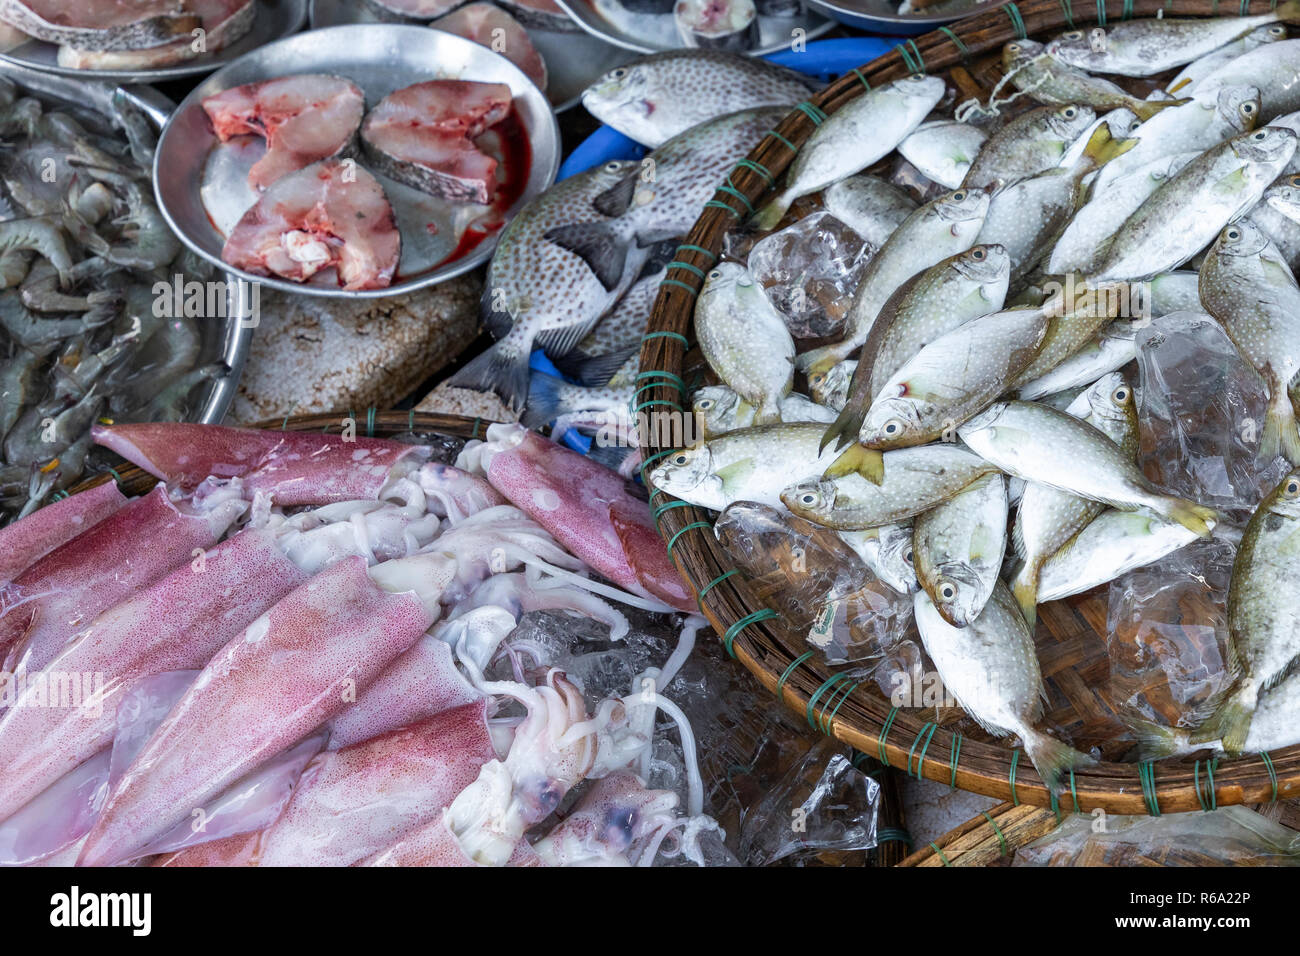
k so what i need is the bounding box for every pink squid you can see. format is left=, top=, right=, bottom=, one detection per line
left=0, top=482, right=247, bottom=674
left=92, top=422, right=429, bottom=506
left=0, top=480, right=125, bottom=585
left=457, top=424, right=693, bottom=612
left=76, top=552, right=452, bottom=867
left=415, top=462, right=506, bottom=524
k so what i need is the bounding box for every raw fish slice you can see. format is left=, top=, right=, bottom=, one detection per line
left=0, top=750, right=108, bottom=867
left=0, top=479, right=124, bottom=584
left=221, top=159, right=401, bottom=290
left=364, top=0, right=468, bottom=18
left=201, top=74, right=365, bottom=191
left=56, top=0, right=255, bottom=70
left=326, top=634, right=482, bottom=750
left=0, top=0, right=199, bottom=51
left=0, top=527, right=310, bottom=823
left=92, top=421, right=426, bottom=501
left=431, top=3, right=548, bottom=91
left=76, top=556, right=440, bottom=867
left=361, top=80, right=513, bottom=204
left=0, top=483, right=246, bottom=674
left=674, top=0, right=759, bottom=52
left=156, top=702, right=496, bottom=866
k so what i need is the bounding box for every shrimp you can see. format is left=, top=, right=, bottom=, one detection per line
left=0, top=216, right=73, bottom=285
left=0, top=290, right=113, bottom=350
left=71, top=165, right=178, bottom=272
left=111, top=90, right=158, bottom=168
left=20, top=257, right=121, bottom=312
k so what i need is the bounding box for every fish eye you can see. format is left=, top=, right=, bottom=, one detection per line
left=883, top=419, right=906, bottom=436
left=697, top=399, right=714, bottom=410
left=1063, top=30, right=1082, bottom=39
left=1271, top=24, right=1287, bottom=34
left=1242, top=102, right=1256, bottom=113
left=938, top=580, right=958, bottom=601
left=1063, top=106, right=1077, bottom=118
left=1007, top=42, right=1020, bottom=52
left=1285, top=478, right=1300, bottom=497
left=1290, top=175, right=1300, bottom=187
left=672, top=453, right=689, bottom=466
left=904, top=549, right=914, bottom=564
left=800, top=492, right=818, bottom=505
left=1253, top=130, right=1268, bottom=140
left=1226, top=227, right=1241, bottom=240
left=1111, top=386, right=1130, bottom=404
left=971, top=247, right=986, bottom=260
left=952, top=190, right=966, bottom=201
left=611, top=68, right=628, bottom=79
left=708, top=269, right=722, bottom=280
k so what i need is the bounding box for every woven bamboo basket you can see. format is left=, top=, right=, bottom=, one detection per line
left=636, top=0, right=1300, bottom=815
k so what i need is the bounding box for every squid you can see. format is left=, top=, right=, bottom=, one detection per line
left=448, top=571, right=630, bottom=643
left=0, top=481, right=247, bottom=674
left=0, top=478, right=124, bottom=584
left=415, top=461, right=506, bottom=524
left=528, top=771, right=682, bottom=867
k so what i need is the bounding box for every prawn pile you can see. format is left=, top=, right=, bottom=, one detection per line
left=0, top=77, right=222, bottom=526
left=0, top=420, right=720, bottom=867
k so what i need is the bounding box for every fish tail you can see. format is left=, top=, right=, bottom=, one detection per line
left=1130, top=98, right=1188, bottom=123
left=1260, top=389, right=1300, bottom=466
left=1192, top=688, right=1255, bottom=755
left=752, top=190, right=793, bottom=232
left=1128, top=717, right=1195, bottom=761
left=797, top=343, right=845, bottom=379
left=753, top=396, right=783, bottom=426
left=519, top=371, right=569, bottom=429
left=1159, top=498, right=1217, bottom=538
left=446, top=336, right=534, bottom=414
left=823, top=443, right=885, bottom=484
left=1276, top=0, right=1300, bottom=22
left=1080, top=123, right=1137, bottom=171
left=820, top=397, right=865, bottom=453
left=1021, top=727, right=1096, bottom=794
left=1010, top=568, right=1040, bottom=632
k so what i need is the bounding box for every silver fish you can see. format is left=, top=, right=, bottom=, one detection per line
left=809, top=358, right=857, bottom=411
left=1015, top=319, right=1142, bottom=401
left=1001, top=40, right=1180, bottom=122
left=1136, top=665, right=1300, bottom=758
left=962, top=103, right=1096, bottom=193
left=914, top=471, right=1007, bottom=626
left=821, top=176, right=917, bottom=249
left=1167, top=23, right=1287, bottom=93
left=1193, top=38, right=1300, bottom=121
left=837, top=523, right=917, bottom=594
left=898, top=120, right=988, bottom=190
left=692, top=385, right=835, bottom=439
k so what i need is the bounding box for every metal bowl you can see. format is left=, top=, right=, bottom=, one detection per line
left=804, top=0, right=1009, bottom=35
left=0, top=62, right=249, bottom=426
left=554, top=0, right=834, bottom=55
left=153, top=23, right=561, bottom=300
left=310, top=0, right=636, bottom=111
left=0, top=0, right=308, bottom=84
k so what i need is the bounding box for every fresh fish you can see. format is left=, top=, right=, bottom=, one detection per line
left=543, top=106, right=788, bottom=292
left=958, top=399, right=1217, bottom=535
left=1193, top=38, right=1300, bottom=120
left=1046, top=9, right=1300, bottom=78
left=753, top=75, right=944, bottom=230
left=897, top=120, right=988, bottom=190
left=695, top=261, right=794, bottom=423
left=822, top=243, right=1011, bottom=462
left=820, top=176, right=917, bottom=248
left=202, top=75, right=366, bottom=192
left=54, top=0, right=254, bottom=70
left=1193, top=469, right=1300, bottom=755
left=1144, top=270, right=1202, bottom=315
left=1264, top=171, right=1300, bottom=223
left=1058, top=108, right=1140, bottom=168
left=961, top=103, right=1096, bottom=193
left=581, top=50, right=817, bottom=148
left=837, top=522, right=917, bottom=594
left=1008, top=373, right=1137, bottom=626
left=448, top=159, right=646, bottom=412
left=673, top=0, right=758, bottom=52
left=1090, top=126, right=1297, bottom=281
left=978, top=126, right=1133, bottom=279
left=1135, top=666, right=1300, bottom=758
left=1049, top=151, right=1199, bottom=275
left=1167, top=23, right=1287, bottom=93
left=1001, top=39, right=1179, bottom=122
left=797, top=187, right=990, bottom=378
left=1198, top=218, right=1300, bottom=465
left=432, top=4, right=547, bottom=92
left=1006, top=283, right=1126, bottom=391
left=0, top=0, right=198, bottom=50
left=914, top=582, right=1093, bottom=790
left=1251, top=198, right=1300, bottom=271
left=1015, top=319, right=1142, bottom=401
left=691, top=384, right=835, bottom=438
left=780, top=445, right=998, bottom=530
left=361, top=80, right=513, bottom=204
left=914, top=472, right=1007, bottom=626
left=221, top=159, right=401, bottom=290
left=809, top=358, right=856, bottom=411
left=648, top=422, right=844, bottom=511
left=1091, top=85, right=1259, bottom=194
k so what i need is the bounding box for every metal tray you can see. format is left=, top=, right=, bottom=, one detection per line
left=0, top=0, right=309, bottom=84
left=553, top=0, right=834, bottom=55
left=0, top=61, right=249, bottom=426
left=310, top=0, right=636, bottom=111
left=153, top=24, right=561, bottom=299
left=805, top=0, right=1009, bottom=35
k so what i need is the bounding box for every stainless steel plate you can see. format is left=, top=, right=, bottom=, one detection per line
left=0, top=0, right=309, bottom=84
left=554, top=0, right=833, bottom=55
left=0, top=61, right=249, bottom=426
left=311, top=0, right=636, bottom=111
left=154, top=24, right=561, bottom=300
left=805, top=0, right=1008, bottom=35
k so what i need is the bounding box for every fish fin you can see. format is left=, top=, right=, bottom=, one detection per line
left=480, top=279, right=512, bottom=340
left=1259, top=390, right=1300, bottom=466
left=824, top=444, right=884, bottom=485
left=1211, top=166, right=1251, bottom=199
left=753, top=397, right=783, bottom=426
left=1009, top=507, right=1028, bottom=561
left=1131, top=98, right=1189, bottom=123
left=1191, top=689, right=1254, bottom=755
left=593, top=169, right=640, bottom=218
left=1163, top=77, right=1193, bottom=96
left=715, top=457, right=757, bottom=493
left=1160, top=499, right=1217, bottom=538
left=1079, top=124, right=1136, bottom=172
left=520, top=371, right=568, bottom=428
left=543, top=221, right=630, bottom=291
left=587, top=441, right=637, bottom=475
left=798, top=343, right=847, bottom=379
left=820, top=399, right=866, bottom=454
left=1010, top=569, right=1039, bottom=632
left=1128, top=717, right=1193, bottom=761
left=445, top=339, right=533, bottom=413
left=752, top=190, right=792, bottom=232
left=536, top=316, right=603, bottom=360
left=551, top=346, right=639, bottom=387
left=1021, top=727, right=1096, bottom=793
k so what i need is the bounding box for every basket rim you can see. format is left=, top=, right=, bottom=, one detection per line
left=635, top=0, right=1300, bottom=815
